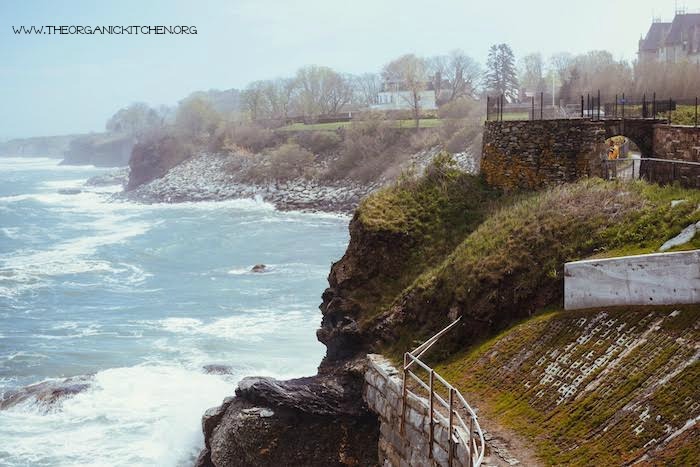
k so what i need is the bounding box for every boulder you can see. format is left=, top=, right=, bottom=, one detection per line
left=660, top=221, right=699, bottom=251
left=250, top=264, right=267, bottom=273
left=0, top=375, right=93, bottom=411
left=195, top=363, right=379, bottom=467
left=57, top=188, right=82, bottom=195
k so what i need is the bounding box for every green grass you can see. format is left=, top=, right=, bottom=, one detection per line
left=432, top=305, right=700, bottom=466
left=362, top=178, right=700, bottom=360
left=344, top=171, right=700, bottom=465
left=501, top=111, right=530, bottom=121
left=336, top=154, right=498, bottom=328
left=277, top=118, right=443, bottom=131
left=671, top=105, right=700, bottom=126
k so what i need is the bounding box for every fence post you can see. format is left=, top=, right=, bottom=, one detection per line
left=486, top=96, right=490, bottom=121
left=400, top=353, right=408, bottom=434
left=587, top=93, right=590, bottom=118
left=428, top=370, right=434, bottom=459
left=540, top=92, right=544, bottom=120
left=652, top=92, right=656, bottom=119
left=642, top=93, right=647, bottom=118
left=622, top=93, right=625, bottom=120
left=448, top=388, right=454, bottom=467
left=695, top=96, right=698, bottom=127
left=669, top=98, right=673, bottom=125
left=615, top=94, right=618, bottom=118
left=469, top=416, right=475, bottom=467
left=597, top=89, right=601, bottom=120
left=581, top=95, right=584, bottom=118
left=531, top=95, right=535, bottom=121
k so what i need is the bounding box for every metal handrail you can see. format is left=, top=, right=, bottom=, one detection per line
left=399, top=318, right=486, bottom=467
left=604, top=157, right=700, bottom=167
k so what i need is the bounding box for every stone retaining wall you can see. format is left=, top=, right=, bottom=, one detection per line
left=481, top=120, right=606, bottom=191
left=364, top=354, right=472, bottom=467
left=481, top=120, right=700, bottom=190
left=648, top=125, right=700, bottom=188
left=564, top=249, right=700, bottom=310
left=654, top=125, right=700, bottom=162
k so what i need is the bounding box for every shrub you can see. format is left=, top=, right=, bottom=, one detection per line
left=243, top=142, right=315, bottom=183
left=216, top=123, right=277, bottom=153
left=437, top=97, right=480, bottom=120
left=328, top=116, right=402, bottom=182
left=268, top=142, right=315, bottom=180
left=294, top=131, right=342, bottom=154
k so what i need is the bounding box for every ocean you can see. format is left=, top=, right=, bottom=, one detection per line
left=0, top=157, right=349, bottom=466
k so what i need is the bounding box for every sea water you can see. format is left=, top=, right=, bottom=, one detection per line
left=0, top=157, right=349, bottom=466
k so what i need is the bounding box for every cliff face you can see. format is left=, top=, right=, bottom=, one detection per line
left=319, top=160, right=495, bottom=363
left=196, top=159, right=491, bottom=466
left=127, top=134, right=191, bottom=189
left=0, top=134, right=80, bottom=158
left=61, top=133, right=135, bottom=167
left=197, top=167, right=700, bottom=465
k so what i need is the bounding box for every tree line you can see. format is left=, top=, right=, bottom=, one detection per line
left=104, top=44, right=700, bottom=138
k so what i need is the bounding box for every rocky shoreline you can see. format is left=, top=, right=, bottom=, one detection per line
left=93, top=148, right=478, bottom=214
left=120, top=153, right=381, bottom=214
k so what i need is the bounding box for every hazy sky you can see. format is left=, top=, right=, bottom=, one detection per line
left=0, top=0, right=693, bottom=139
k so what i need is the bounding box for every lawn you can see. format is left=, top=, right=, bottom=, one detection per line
left=278, top=118, right=443, bottom=131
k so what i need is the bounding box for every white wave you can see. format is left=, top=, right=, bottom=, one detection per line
left=0, top=157, right=109, bottom=173
left=226, top=267, right=249, bottom=275
left=0, top=364, right=234, bottom=466
left=39, top=179, right=87, bottom=189
left=157, top=310, right=314, bottom=343
left=117, top=196, right=277, bottom=214
left=159, top=317, right=204, bottom=334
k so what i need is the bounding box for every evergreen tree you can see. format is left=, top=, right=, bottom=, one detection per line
left=485, top=43, right=519, bottom=102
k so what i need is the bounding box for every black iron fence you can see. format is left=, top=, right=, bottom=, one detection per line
left=486, top=92, right=700, bottom=127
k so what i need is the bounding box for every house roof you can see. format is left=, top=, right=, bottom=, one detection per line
left=664, top=13, right=700, bottom=45
left=640, top=22, right=671, bottom=51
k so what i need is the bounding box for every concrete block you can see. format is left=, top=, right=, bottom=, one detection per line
left=565, top=250, right=700, bottom=310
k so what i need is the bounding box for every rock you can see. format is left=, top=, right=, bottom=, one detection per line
left=670, top=199, right=687, bottom=208
left=250, top=264, right=267, bottom=273
left=202, top=364, right=234, bottom=375
left=85, top=168, right=130, bottom=187
left=0, top=375, right=93, bottom=411
left=57, top=188, right=82, bottom=195
left=121, top=152, right=377, bottom=214
left=196, top=364, right=379, bottom=467
left=659, top=222, right=698, bottom=251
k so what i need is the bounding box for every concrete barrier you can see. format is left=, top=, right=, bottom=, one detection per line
left=564, top=250, right=700, bottom=310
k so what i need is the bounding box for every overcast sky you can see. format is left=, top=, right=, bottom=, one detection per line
left=0, top=0, right=693, bottom=139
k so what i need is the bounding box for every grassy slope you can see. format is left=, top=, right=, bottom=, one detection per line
left=434, top=305, right=700, bottom=466
left=335, top=155, right=499, bottom=325
left=346, top=172, right=700, bottom=464
left=368, top=179, right=700, bottom=358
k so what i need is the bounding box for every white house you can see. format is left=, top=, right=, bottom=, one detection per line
left=370, top=90, right=437, bottom=111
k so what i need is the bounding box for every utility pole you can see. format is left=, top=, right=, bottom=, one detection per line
left=552, top=73, right=555, bottom=107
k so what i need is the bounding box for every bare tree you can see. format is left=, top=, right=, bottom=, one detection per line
left=242, top=81, right=269, bottom=121
left=262, top=78, right=296, bottom=120
left=519, top=53, right=546, bottom=94
left=549, top=52, right=573, bottom=84
left=352, top=73, right=382, bottom=107
left=427, top=55, right=448, bottom=104
left=294, top=65, right=352, bottom=118
left=444, top=50, right=481, bottom=102
left=383, top=54, right=428, bottom=127
left=325, top=72, right=354, bottom=114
